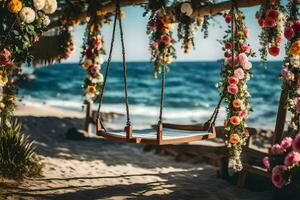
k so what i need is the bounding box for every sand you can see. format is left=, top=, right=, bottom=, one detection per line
left=0, top=103, right=272, bottom=200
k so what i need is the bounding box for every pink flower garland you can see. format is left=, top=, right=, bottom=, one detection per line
left=219, top=10, right=255, bottom=171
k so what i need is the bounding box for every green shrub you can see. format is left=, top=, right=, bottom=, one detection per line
left=0, top=120, right=42, bottom=178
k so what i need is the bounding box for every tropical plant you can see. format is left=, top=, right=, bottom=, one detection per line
left=0, top=120, right=41, bottom=178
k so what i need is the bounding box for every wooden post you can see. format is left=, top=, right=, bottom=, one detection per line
left=157, top=123, right=163, bottom=144
left=84, top=100, right=92, bottom=136
left=273, top=88, right=288, bottom=144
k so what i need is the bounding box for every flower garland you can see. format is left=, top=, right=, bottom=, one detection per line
left=263, top=135, right=300, bottom=191
left=281, top=0, right=300, bottom=138
left=263, top=0, right=300, bottom=191
left=58, top=25, right=75, bottom=60
left=0, top=0, right=56, bottom=127
left=218, top=9, right=255, bottom=171
left=177, top=3, right=197, bottom=53
left=256, top=0, right=286, bottom=62
left=57, top=3, right=84, bottom=61
left=80, top=18, right=105, bottom=101
left=147, top=8, right=176, bottom=78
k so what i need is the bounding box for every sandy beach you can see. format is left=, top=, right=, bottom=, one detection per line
left=0, top=103, right=272, bottom=200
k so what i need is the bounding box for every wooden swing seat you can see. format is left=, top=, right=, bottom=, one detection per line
left=97, top=123, right=216, bottom=145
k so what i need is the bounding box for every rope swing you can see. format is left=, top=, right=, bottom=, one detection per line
left=96, top=0, right=225, bottom=145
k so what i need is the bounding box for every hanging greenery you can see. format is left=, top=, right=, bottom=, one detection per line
left=0, top=0, right=57, bottom=177
left=256, top=0, right=286, bottom=63
left=218, top=8, right=255, bottom=171
left=80, top=14, right=106, bottom=102
left=147, top=8, right=176, bottom=78
left=56, top=2, right=82, bottom=61
left=176, top=2, right=197, bottom=53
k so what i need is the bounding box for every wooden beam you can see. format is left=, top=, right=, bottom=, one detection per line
left=49, top=0, right=265, bottom=30
left=192, top=0, right=265, bottom=17
left=99, top=0, right=265, bottom=16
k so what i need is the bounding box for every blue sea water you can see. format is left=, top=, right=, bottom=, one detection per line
left=18, top=61, right=282, bottom=129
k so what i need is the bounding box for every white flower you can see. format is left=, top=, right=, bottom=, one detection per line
left=180, top=3, right=193, bottom=17
left=43, top=15, right=50, bottom=26
left=33, top=0, right=45, bottom=10
left=94, top=56, right=104, bottom=65
left=19, top=7, right=36, bottom=24
left=67, top=26, right=73, bottom=32
left=43, top=0, right=57, bottom=14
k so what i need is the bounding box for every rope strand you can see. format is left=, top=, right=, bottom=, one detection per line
left=158, top=55, right=166, bottom=124
left=118, top=4, right=131, bottom=125
left=96, top=2, right=118, bottom=119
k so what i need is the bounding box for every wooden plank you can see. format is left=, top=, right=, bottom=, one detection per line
left=161, top=123, right=209, bottom=131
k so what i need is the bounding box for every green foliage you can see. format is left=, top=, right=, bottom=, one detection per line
left=0, top=120, right=41, bottom=178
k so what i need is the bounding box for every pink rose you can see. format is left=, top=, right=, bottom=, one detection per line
left=293, top=133, right=300, bottom=152
left=272, top=165, right=286, bottom=188
left=284, top=27, right=295, bottom=41
left=160, top=34, right=171, bottom=46
left=297, top=98, right=300, bottom=113
left=234, top=68, right=245, bottom=80
left=227, top=84, right=238, bottom=94
left=281, top=68, right=292, bottom=81
left=225, top=56, right=238, bottom=66
left=272, top=144, right=284, bottom=154
left=284, top=151, right=300, bottom=167
left=265, top=17, right=276, bottom=27
left=292, top=20, right=300, bottom=32
left=0, top=56, right=12, bottom=66
left=90, top=65, right=100, bottom=74
left=243, top=62, right=252, bottom=70
left=92, top=39, right=102, bottom=49
left=262, top=156, right=270, bottom=169
left=238, top=53, right=249, bottom=66
left=238, top=110, right=248, bottom=119
left=150, top=41, right=159, bottom=50
left=34, top=36, right=40, bottom=43
left=2, top=48, right=11, bottom=59
left=228, top=76, right=239, bottom=85
left=281, top=137, right=293, bottom=150
left=240, top=44, right=250, bottom=53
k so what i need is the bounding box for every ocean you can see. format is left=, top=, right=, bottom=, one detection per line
left=18, top=61, right=282, bottom=129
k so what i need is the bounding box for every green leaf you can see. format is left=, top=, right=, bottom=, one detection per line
left=13, top=30, right=19, bottom=35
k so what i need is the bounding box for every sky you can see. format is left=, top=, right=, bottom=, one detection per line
left=66, top=3, right=287, bottom=62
